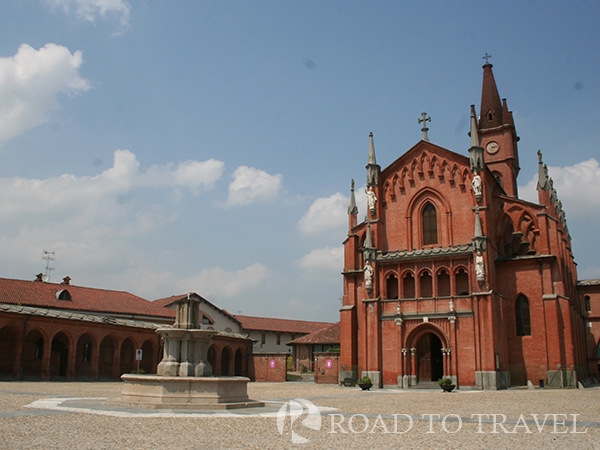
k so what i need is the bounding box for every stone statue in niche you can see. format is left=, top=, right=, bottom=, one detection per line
left=363, top=262, right=373, bottom=290
left=471, top=174, right=483, bottom=201
left=475, top=251, right=485, bottom=283
left=366, top=186, right=377, bottom=215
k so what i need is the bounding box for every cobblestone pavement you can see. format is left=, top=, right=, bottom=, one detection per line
left=0, top=381, right=598, bottom=449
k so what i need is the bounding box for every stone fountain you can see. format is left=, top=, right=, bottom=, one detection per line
left=113, top=294, right=263, bottom=409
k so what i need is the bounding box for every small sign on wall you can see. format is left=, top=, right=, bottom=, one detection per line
left=135, top=349, right=143, bottom=361
left=269, top=359, right=276, bottom=369
left=325, top=359, right=333, bottom=369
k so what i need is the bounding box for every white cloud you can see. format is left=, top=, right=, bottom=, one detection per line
left=0, top=43, right=90, bottom=144
left=298, top=192, right=348, bottom=235
left=519, top=158, right=600, bottom=220
left=174, top=263, right=273, bottom=299
left=0, top=150, right=225, bottom=277
left=223, top=166, right=283, bottom=207
left=297, top=246, right=343, bottom=279
left=45, top=0, right=131, bottom=28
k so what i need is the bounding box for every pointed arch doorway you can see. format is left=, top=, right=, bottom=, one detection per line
left=416, top=332, right=443, bottom=383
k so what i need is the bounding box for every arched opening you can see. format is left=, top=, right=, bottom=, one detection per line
left=234, top=348, right=244, bottom=376
left=50, top=332, right=70, bottom=378
left=75, top=334, right=95, bottom=379
left=585, top=296, right=591, bottom=312
left=140, top=340, right=156, bottom=374
left=422, top=202, right=438, bottom=245
left=22, top=330, right=44, bottom=379
left=420, top=271, right=433, bottom=298
left=437, top=269, right=450, bottom=297
left=386, top=274, right=398, bottom=299
left=98, top=336, right=115, bottom=379
left=403, top=272, right=415, bottom=299
left=516, top=295, right=531, bottom=336
left=416, top=332, right=443, bottom=383
left=119, top=338, right=136, bottom=375
left=455, top=268, right=469, bottom=295
left=221, top=347, right=231, bottom=376
left=207, top=345, right=217, bottom=374
left=0, top=326, right=18, bottom=379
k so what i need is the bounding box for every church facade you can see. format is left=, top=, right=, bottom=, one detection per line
left=340, top=61, right=597, bottom=389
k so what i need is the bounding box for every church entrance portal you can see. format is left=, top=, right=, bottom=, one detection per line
left=416, top=333, right=443, bottom=383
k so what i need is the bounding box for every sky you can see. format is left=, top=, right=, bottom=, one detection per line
left=1, top=0, right=599, bottom=322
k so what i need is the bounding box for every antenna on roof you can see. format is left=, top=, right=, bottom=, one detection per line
left=42, top=250, right=55, bottom=282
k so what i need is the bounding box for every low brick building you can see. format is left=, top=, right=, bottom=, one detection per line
left=287, top=322, right=339, bottom=373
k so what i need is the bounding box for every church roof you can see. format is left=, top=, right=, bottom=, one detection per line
left=0, top=277, right=173, bottom=319
left=234, top=314, right=333, bottom=334
left=287, top=322, right=339, bottom=345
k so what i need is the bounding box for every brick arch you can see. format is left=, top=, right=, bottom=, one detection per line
left=384, top=270, right=399, bottom=299
left=50, top=330, right=72, bottom=378
left=400, top=269, right=416, bottom=299
left=75, top=333, right=96, bottom=379
left=406, top=323, right=449, bottom=384
left=119, top=337, right=137, bottom=375
left=140, top=339, right=156, bottom=374
left=22, top=328, right=47, bottom=378
left=436, top=267, right=451, bottom=297
left=221, top=345, right=233, bottom=376
left=98, top=335, right=117, bottom=379
left=234, top=347, right=246, bottom=376
left=406, top=187, right=452, bottom=248
left=0, top=325, right=20, bottom=378
left=207, top=343, right=218, bottom=375
left=406, top=323, right=448, bottom=350
left=454, top=265, right=470, bottom=296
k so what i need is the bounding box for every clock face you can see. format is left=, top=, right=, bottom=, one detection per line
left=486, top=141, right=499, bottom=154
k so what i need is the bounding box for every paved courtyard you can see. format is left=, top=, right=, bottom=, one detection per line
left=0, top=381, right=598, bottom=449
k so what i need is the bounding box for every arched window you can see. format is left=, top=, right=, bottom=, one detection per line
left=422, top=203, right=438, bottom=245
left=455, top=268, right=469, bottom=295
left=585, top=296, right=591, bottom=312
left=420, top=271, right=432, bottom=298
left=386, top=275, right=398, bottom=299
left=516, top=295, right=531, bottom=336
left=403, top=273, right=415, bottom=299
left=437, top=269, right=450, bottom=297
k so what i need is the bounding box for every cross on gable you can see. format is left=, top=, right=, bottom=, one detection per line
left=418, top=112, right=431, bottom=141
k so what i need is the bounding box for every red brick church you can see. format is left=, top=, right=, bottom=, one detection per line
left=340, top=60, right=598, bottom=389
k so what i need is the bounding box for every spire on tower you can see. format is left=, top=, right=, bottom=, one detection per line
left=348, top=179, right=358, bottom=215
left=479, top=59, right=503, bottom=130
left=468, top=105, right=484, bottom=174
left=366, top=132, right=379, bottom=187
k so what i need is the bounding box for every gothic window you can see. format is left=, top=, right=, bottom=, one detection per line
left=403, top=273, right=415, bottom=299
left=585, top=296, right=591, bottom=312
left=276, top=335, right=281, bottom=345
left=437, top=269, right=450, bottom=297
left=516, top=295, right=531, bottom=336
left=455, top=268, right=469, bottom=295
left=261, top=333, right=266, bottom=345
left=420, top=271, right=433, bottom=298
left=386, top=274, right=398, bottom=299
left=422, top=203, right=438, bottom=245
left=202, top=316, right=212, bottom=325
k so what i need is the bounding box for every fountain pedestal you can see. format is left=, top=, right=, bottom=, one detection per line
left=112, top=293, right=263, bottom=409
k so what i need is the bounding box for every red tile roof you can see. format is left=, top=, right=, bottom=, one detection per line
left=287, top=322, right=340, bottom=345
left=234, top=314, right=333, bottom=334
left=0, top=277, right=173, bottom=319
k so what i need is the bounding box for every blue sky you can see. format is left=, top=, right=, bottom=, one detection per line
left=1, top=1, right=599, bottom=322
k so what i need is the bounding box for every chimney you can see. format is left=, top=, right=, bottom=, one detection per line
left=62, top=276, right=71, bottom=285
left=35, top=273, right=44, bottom=282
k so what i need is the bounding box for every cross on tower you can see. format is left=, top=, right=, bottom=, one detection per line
left=482, top=53, right=492, bottom=64
left=418, top=112, right=431, bottom=141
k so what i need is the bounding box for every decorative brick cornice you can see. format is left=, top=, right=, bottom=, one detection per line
left=377, top=243, right=473, bottom=262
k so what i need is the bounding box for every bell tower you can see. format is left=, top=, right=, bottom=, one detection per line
left=478, top=54, right=520, bottom=197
